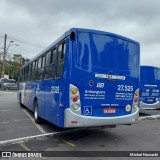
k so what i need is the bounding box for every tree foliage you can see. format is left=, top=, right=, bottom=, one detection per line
left=0, top=54, right=30, bottom=79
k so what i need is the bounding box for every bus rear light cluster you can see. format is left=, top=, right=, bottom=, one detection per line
left=70, top=84, right=81, bottom=112
left=132, top=88, right=139, bottom=113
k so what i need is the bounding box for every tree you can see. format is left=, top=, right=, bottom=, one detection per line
left=1, top=54, right=30, bottom=79
left=12, top=54, right=23, bottom=64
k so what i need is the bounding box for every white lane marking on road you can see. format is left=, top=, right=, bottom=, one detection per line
left=22, top=109, right=46, bottom=134
left=0, top=129, right=80, bottom=147
left=0, top=132, right=60, bottom=147
left=0, top=108, right=20, bottom=112
left=0, top=119, right=30, bottom=124
left=138, top=114, right=160, bottom=120
left=0, top=91, right=16, bottom=95
left=1, top=121, right=9, bottom=124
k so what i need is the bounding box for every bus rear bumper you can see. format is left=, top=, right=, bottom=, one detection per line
left=140, top=101, right=160, bottom=110
left=64, top=108, right=139, bottom=128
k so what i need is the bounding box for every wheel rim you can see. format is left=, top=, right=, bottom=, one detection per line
left=35, top=105, right=38, bottom=119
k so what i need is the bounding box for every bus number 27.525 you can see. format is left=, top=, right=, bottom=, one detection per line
left=118, top=85, right=133, bottom=92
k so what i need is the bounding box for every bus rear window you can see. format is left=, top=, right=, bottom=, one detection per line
left=77, top=32, right=139, bottom=71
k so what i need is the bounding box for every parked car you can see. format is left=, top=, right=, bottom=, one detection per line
left=2, top=83, right=17, bottom=90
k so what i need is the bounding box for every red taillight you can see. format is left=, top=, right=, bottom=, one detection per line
left=72, top=96, right=79, bottom=102
left=134, top=98, right=139, bottom=103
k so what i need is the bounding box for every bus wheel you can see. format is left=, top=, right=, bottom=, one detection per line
left=19, top=95, right=23, bottom=107
left=34, top=101, right=42, bottom=124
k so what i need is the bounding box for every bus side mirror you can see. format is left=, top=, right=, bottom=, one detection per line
left=70, top=32, right=76, bottom=40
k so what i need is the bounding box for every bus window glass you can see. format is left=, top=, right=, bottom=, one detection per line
left=77, top=33, right=138, bottom=72
left=45, top=49, right=56, bottom=79
left=51, top=49, right=57, bottom=64
left=57, top=61, right=64, bottom=78
left=46, top=51, right=51, bottom=65
left=42, top=56, right=45, bottom=68
left=58, top=44, right=62, bottom=61
left=45, top=64, right=56, bottom=79
left=38, top=58, right=41, bottom=68
left=62, top=42, right=66, bottom=59
left=56, top=42, right=66, bottom=78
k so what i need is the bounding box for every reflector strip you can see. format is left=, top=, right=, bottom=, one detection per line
left=71, top=121, right=77, bottom=124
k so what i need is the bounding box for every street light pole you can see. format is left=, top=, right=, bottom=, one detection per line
left=2, top=34, right=7, bottom=78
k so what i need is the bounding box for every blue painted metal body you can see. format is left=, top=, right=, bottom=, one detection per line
left=18, top=28, right=140, bottom=128
left=140, top=66, right=160, bottom=109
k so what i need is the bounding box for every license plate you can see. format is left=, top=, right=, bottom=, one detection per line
left=104, top=108, right=116, bottom=113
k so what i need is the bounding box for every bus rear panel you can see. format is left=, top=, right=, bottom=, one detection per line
left=140, top=66, right=160, bottom=110
left=64, top=29, right=140, bottom=127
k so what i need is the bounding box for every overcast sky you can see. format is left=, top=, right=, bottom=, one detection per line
left=0, top=0, right=160, bottom=67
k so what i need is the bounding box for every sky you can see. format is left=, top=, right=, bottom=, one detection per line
left=0, top=0, right=160, bottom=67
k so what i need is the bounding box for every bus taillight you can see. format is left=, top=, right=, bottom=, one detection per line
left=133, top=104, right=138, bottom=109
left=71, top=88, right=78, bottom=94
left=72, top=104, right=80, bottom=110
left=134, top=98, right=139, bottom=103
left=135, top=90, right=139, bottom=96
left=72, top=96, right=79, bottom=102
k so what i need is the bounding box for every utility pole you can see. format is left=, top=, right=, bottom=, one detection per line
left=2, top=34, right=7, bottom=78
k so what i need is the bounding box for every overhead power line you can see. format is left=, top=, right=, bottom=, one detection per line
left=8, top=36, right=45, bottom=49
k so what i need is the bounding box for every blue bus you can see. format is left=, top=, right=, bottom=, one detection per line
left=18, top=28, right=140, bottom=128
left=140, top=66, right=160, bottom=110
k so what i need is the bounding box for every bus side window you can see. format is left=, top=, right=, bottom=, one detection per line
left=45, top=49, right=56, bottom=79
left=32, top=60, right=37, bottom=81
left=37, top=57, right=42, bottom=81
left=62, top=42, right=66, bottom=59
left=26, top=65, right=29, bottom=82
left=57, top=41, right=66, bottom=78
left=23, top=68, right=25, bottom=82
left=19, top=70, right=22, bottom=82
left=22, top=69, right=24, bottom=82
left=58, top=44, right=62, bottom=61
left=41, top=55, right=46, bottom=80
left=28, top=64, right=32, bottom=81
left=31, top=61, right=35, bottom=81
left=51, top=49, right=57, bottom=64
left=42, top=55, right=46, bottom=68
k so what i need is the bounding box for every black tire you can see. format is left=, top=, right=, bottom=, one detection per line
left=34, top=100, right=42, bottom=124
left=19, top=94, right=23, bottom=107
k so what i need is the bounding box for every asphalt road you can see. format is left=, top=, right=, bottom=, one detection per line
left=0, top=93, right=160, bottom=160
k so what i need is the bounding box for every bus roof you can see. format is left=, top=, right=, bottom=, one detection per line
left=21, top=28, right=139, bottom=69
